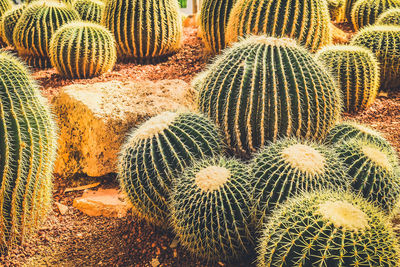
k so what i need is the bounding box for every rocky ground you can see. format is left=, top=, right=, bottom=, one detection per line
left=1, top=26, right=400, bottom=267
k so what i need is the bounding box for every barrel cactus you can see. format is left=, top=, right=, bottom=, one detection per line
left=0, top=4, right=25, bottom=47
left=73, top=0, right=104, bottom=23
left=344, top=0, right=357, bottom=21
left=196, top=36, right=341, bottom=157
left=315, top=45, right=380, bottom=113
left=377, top=8, right=400, bottom=25
left=102, top=0, right=182, bottom=62
left=327, top=0, right=345, bottom=21
left=199, top=0, right=236, bottom=54
left=252, top=138, right=350, bottom=228
left=351, top=0, right=400, bottom=31
left=257, top=190, right=400, bottom=266
left=119, top=111, right=224, bottom=227
left=351, top=25, right=400, bottom=90
left=0, top=52, right=57, bottom=250
left=226, top=0, right=331, bottom=52
left=49, top=21, right=116, bottom=79
left=13, top=1, right=79, bottom=68
left=171, top=157, right=253, bottom=262
left=335, top=139, right=400, bottom=213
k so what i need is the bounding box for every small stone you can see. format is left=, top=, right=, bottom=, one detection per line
left=170, top=238, right=179, bottom=248
left=55, top=202, right=68, bottom=215
left=151, top=258, right=160, bottom=267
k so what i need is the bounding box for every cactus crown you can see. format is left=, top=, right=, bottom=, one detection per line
left=282, top=144, right=325, bottom=175
left=377, top=8, right=400, bottom=25
left=130, top=111, right=179, bottom=140
left=362, top=145, right=392, bottom=170
left=73, top=0, right=104, bottom=23
left=195, top=166, right=230, bottom=192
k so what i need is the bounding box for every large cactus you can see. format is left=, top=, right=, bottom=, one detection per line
left=257, top=190, right=400, bottom=266
left=351, top=25, right=400, bottom=91
left=251, top=138, right=350, bottom=229
left=377, top=8, right=400, bottom=25
left=49, top=21, right=116, bottom=79
left=119, top=111, right=224, bottom=227
left=73, top=0, right=104, bottom=23
left=171, top=157, right=254, bottom=262
left=196, top=36, right=341, bottom=157
left=315, top=45, right=380, bottom=113
left=0, top=4, right=25, bottom=47
left=13, top=1, right=79, bottom=68
left=226, top=0, right=332, bottom=52
left=200, top=0, right=236, bottom=54
left=0, top=52, right=57, bottom=250
left=102, top=0, right=182, bottom=62
left=351, top=0, right=400, bottom=31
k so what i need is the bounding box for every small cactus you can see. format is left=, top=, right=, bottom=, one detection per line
left=196, top=36, right=341, bottom=157
left=315, top=45, right=380, bottom=113
left=377, top=8, right=400, bottom=25
left=119, top=111, right=224, bottom=227
left=0, top=52, right=57, bottom=250
left=73, top=0, right=104, bottom=23
left=335, top=138, right=400, bottom=213
left=257, top=190, right=400, bottom=266
left=251, top=138, right=350, bottom=228
left=199, top=0, right=237, bottom=54
left=226, top=0, right=332, bottom=52
left=13, top=1, right=79, bottom=68
left=351, top=0, right=400, bottom=31
left=171, top=157, right=254, bottom=262
left=327, top=0, right=345, bottom=21
left=49, top=21, right=116, bottom=79
left=351, top=25, right=400, bottom=90
left=0, top=4, right=25, bottom=47
left=102, top=0, right=182, bottom=62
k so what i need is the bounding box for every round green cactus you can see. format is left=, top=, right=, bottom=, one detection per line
left=251, top=138, right=350, bottom=228
left=351, top=25, right=400, bottom=91
left=13, top=1, right=79, bottom=68
left=73, top=0, right=104, bottom=23
left=119, top=111, right=224, bottom=227
left=171, top=156, right=253, bottom=262
left=49, top=21, right=116, bottom=79
left=0, top=52, right=57, bottom=250
left=257, top=190, right=400, bottom=266
left=226, top=0, right=331, bottom=52
left=335, top=139, right=400, bottom=213
left=199, top=0, right=236, bottom=54
left=315, top=45, right=380, bottom=113
left=196, top=36, right=341, bottom=157
left=0, top=4, right=26, bottom=47
left=377, top=8, right=400, bottom=25
left=351, top=0, right=400, bottom=31
left=102, top=0, right=182, bottom=62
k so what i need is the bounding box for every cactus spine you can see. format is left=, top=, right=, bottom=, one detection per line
left=119, top=111, right=224, bottom=227
left=171, top=157, right=254, bottom=262
left=102, top=0, right=182, bottom=62
left=226, top=0, right=332, bottom=52
left=0, top=52, right=57, bottom=250
left=0, top=4, right=25, bottom=47
left=199, top=0, right=236, bottom=54
left=351, top=25, right=400, bottom=91
left=13, top=1, right=79, bottom=68
left=49, top=21, right=116, bottom=79
left=251, top=138, right=350, bottom=228
left=257, top=191, right=400, bottom=266
left=315, top=45, right=380, bottom=113
left=351, top=0, right=400, bottom=31
left=73, top=0, right=104, bottom=23
left=377, top=8, right=400, bottom=25
left=196, top=36, right=341, bottom=157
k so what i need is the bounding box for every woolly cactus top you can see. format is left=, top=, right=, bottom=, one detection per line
left=195, top=166, right=230, bottom=192
left=130, top=111, right=179, bottom=140
left=281, top=144, right=326, bottom=175
left=362, top=145, right=392, bottom=170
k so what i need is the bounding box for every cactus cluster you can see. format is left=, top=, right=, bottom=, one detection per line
left=351, top=25, right=400, bottom=90
left=49, top=21, right=116, bottom=79
left=351, top=0, right=400, bottom=31
left=102, top=0, right=182, bottom=62
left=0, top=4, right=25, bottom=47
left=377, top=8, right=400, bottom=25
left=0, top=52, right=57, bottom=250
left=315, top=45, right=380, bottom=113
left=118, top=111, right=224, bottom=227
left=171, top=157, right=253, bottom=262
left=199, top=0, right=236, bottom=54
left=226, top=0, right=332, bottom=52
left=13, top=1, right=79, bottom=68
left=257, top=191, right=400, bottom=266
left=251, top=138, right=350, bottom=228
left=73, top=0, right=104, bottom=23
left=196, top=36, right=341, bottom=157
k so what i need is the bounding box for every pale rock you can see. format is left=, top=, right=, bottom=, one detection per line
left=55, top=202, right=68, bottom=215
